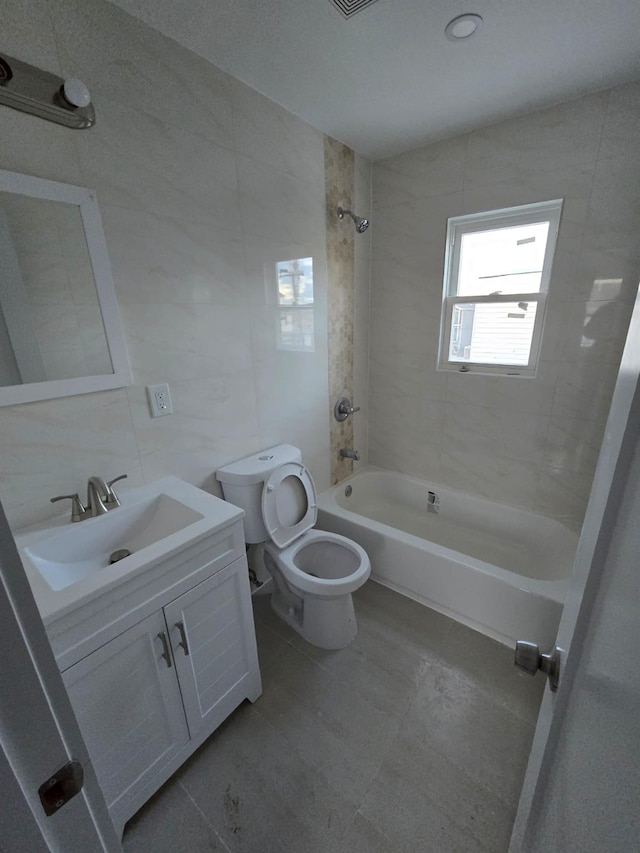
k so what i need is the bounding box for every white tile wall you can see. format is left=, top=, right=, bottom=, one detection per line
left=0, top=0, right=330, bottom=529
left=3, top=0, right=636, bottom=533
left=370, top=83, right=640, bottom=526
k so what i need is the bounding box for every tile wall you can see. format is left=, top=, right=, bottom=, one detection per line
left=353, top=153, right=372, bottom=474
left=370, top=83, right=640, bottom=527
left=5, top=0, right=627, bottom=533
left=0, top=0, right=332, bottom=530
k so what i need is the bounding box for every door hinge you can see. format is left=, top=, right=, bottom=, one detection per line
left=38, top=759, right=84, bottom=816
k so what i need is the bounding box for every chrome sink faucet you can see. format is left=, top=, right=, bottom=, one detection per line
left=51, top=474, right=128, bottom=522
left=87, top=476, right=110, bottom=517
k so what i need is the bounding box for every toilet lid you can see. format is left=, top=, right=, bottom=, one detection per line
left=262, top=462, right=317, bottom=549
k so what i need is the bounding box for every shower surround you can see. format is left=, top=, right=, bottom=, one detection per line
left=368, top=82, right=640, bottom=528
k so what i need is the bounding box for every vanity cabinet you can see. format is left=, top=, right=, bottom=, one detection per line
left=164, top=559, right=257, bottom=741
left=60, top=553, right=261, bottom=835
left=61, top=609, right=190, bottom=820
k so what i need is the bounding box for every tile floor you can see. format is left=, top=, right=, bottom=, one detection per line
left=123, top=581, right=543, bottom=853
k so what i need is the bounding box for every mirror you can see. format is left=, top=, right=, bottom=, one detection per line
left=0, top=169, right=130, bottom=406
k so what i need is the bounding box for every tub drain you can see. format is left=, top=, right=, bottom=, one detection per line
left=109, top=548, right=131, bottom=564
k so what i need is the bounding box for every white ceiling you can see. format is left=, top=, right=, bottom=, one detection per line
left=111, top=0, right=640, bottom=160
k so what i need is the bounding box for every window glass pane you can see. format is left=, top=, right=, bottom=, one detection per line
left=276, top=257, right=314, bottom=306
left=458, top=222, right=550, bottom=296
left=449, top=301, right=538, bottom=366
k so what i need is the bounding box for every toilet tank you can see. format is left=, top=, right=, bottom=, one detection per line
left=216, top=445, right=302, bottom=543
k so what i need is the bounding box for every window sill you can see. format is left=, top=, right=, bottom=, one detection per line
left=437, top=363, right=538, bottom=378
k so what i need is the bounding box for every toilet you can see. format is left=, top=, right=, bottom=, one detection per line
left=216, top=445, right=370, bottom=649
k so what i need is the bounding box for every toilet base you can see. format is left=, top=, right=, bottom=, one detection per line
left=271, top=588, right=358, bottom=650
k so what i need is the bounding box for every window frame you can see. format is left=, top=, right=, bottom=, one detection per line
left=438, top=199, right=563, bottom=377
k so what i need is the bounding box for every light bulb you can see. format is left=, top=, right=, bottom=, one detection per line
left=61, top=78, right=91, bottom=109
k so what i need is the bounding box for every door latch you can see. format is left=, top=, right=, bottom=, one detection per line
left=514, top=641, right=561, bottom=692
left=38, top=760, right=84, bottom=816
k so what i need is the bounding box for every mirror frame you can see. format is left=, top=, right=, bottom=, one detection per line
left=0, top=169, right=131, bottom=406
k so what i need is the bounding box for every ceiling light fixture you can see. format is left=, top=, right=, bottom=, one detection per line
left=445, top=13, right=483, bottom=41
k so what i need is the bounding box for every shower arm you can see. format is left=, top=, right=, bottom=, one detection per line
left=336, top=206, right=369, bottom=233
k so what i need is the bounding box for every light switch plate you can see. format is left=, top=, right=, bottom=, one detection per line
left=146, top=383, right=173, bottom=418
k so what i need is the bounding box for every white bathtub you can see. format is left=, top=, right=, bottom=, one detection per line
left=317, top=467, right=577, bottom=647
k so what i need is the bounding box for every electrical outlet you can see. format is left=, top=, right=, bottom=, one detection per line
left=146, top=383, right=173, bottom=418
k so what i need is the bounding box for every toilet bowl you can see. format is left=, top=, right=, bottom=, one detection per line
left=264, top=529, right=370, bottom=648
left=216, top=445, right=370, bottom=649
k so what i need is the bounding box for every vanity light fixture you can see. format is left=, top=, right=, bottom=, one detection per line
left=0, top=53, right=95, bottom=129
left=445, top=13, right=483, bottom=41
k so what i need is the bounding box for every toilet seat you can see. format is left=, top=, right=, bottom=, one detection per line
left=264, top=529, right=370, bottom=597
left=262, top=462, right=317, bottom=548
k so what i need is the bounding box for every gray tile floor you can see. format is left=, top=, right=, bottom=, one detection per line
left=123, top=581, right=543, bottom=853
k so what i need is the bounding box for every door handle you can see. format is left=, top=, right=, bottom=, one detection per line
left=175, top=621, right=190, bottom=656
left=157, top=631, right=173, bottom=668
left=514, top=641, right=560, bottom=691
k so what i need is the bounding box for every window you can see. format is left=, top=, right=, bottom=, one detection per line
left=438, top=199, right=562, bottom=376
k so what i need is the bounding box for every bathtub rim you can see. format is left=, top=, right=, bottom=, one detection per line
left=317, top=466, right=572, bottom=606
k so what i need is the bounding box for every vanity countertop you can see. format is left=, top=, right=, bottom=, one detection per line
left=15, top=476, right=243, bottom=625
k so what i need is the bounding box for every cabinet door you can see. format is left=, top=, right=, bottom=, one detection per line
left=62, top=609, right=189, bottom=816
left=164, top=557, right=260, bottom=741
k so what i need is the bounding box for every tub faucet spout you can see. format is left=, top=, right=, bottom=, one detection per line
left=340, top=448, right=360, bottom=461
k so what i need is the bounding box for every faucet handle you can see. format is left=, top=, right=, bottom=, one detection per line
left=50, top=493, right=87, bottom=523
left=105, top=474, right=127, bottom=507
left=334, top=396, right=360, bottom=422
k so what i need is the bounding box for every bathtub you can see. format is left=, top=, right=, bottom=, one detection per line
left=317, top=467, right=577, bottom=648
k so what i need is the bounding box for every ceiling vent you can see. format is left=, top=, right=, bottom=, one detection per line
left=329, top=0, right=379, bottom=19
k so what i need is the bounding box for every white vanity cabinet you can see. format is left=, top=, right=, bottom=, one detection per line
left=61, top=609, right=190, bottom=822
left=17, top=478, right=261, bottom=836
left=59, top=551, right=261, bottom=835
left=164, top=559, right=258, bottom=742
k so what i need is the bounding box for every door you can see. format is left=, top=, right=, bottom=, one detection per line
left=0, top=501, right=122, bottom=852
left=164, top=556, right=260, bottom=741
left=62, top=609, right=189, bottom=819
left=509, top=287, right=640, bottom=851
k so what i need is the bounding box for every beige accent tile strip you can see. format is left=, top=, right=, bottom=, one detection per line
left=324, top=136, right=355, bottom=484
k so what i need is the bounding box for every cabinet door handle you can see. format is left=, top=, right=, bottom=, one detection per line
left=157, top=631, right=172, bottom=668
left=175, top=621, right=190, bottom=656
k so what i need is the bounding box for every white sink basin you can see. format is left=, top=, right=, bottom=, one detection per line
left=23, top=493, right=204, bottom=592
left=16, top=476, right=244, bottom=622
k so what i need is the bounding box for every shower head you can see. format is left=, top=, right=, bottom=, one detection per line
left=337, top=206, right=369, bottom=233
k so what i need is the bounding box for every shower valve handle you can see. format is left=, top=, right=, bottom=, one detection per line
left=334, top=397, right=360, bottom=422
